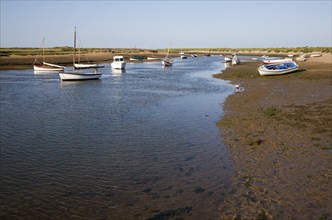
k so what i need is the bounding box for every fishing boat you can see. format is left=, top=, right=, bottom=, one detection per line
left=33, top=38, right=65, bottom=72
left=111, top=56, right=126, bottom=69
left=161, top=44, right=173, bottom=67
left=258, top=61, right=299, bottom=76
left=59, top=27, right=102, bottom=81
left=73, top=28, right=104, bottom=69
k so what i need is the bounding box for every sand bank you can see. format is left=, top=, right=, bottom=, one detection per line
left=214, top=54, right=332, bottom=219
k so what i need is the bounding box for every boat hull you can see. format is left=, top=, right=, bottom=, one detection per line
left=111, top=62, right=126, bottom=69
left=162, top=60, right=173, bottom=66
left=258, top=62, right=299, bottom=76
left=59, top=71, right=102, bottom=81
left=74, top=63, right=104, bottom=69
left=33, top=65, right=64, bottom=72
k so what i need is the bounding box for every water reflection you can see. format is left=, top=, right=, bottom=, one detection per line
left=0, top=56, right=234, bottom=220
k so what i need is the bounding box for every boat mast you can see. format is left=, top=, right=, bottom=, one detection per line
left=73, top=27, right=76, bottom=66
left=42, top=37, right=45, bottom=64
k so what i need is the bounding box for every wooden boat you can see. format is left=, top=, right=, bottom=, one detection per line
left=161, top=44, right=173, bottom=67
left=258, top=61, right=298, bottom=76
left=59, top=27, right=102, bottom=81
left=33, top=38, right=65, bottom=72
left=111, top=56, right=126, bottom=69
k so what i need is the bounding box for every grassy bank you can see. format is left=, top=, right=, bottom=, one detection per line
left=1, top=47, right=331, bottom=57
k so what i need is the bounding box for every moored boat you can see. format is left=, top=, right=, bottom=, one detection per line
left=34, top=62, right=65, bottom=72
left=33, top=38, right=65, bottom=72
left=147, top=57, right=160, bottom=60
left=130, top=56, right=145, bottom=61
left=111, top=56, right=126, bottom=69
left=59, top=70, right=102, bottom=81
left=74, top=63, right=104, bottom=69
left=258, top=61, right=299, bottom=76
left=161, top=44, right=173, bottom=67
left=59, top=27, right=103, bottom=81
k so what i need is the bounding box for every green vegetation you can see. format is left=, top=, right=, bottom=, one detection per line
left=147, top=206, right=192, bottom=220
left=263, top=107, right=280, bottom=117
left=1, top=47, right=331, bottom=57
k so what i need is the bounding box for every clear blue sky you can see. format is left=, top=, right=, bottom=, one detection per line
left=1, top=0, right=331, bottom=49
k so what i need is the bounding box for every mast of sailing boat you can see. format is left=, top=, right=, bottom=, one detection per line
left=73, top=27, right=76, bottom=68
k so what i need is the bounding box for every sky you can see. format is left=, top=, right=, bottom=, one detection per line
left=0, top=0, right=331, bottom=49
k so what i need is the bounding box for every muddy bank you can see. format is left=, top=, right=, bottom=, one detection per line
left=214, top=54, right=332, bottom=219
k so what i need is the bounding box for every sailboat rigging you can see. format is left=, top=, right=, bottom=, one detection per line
left=33, top=37, right=65, bottom=72
left=59, top=27, right=102, bottom=81
left=161, top=42, right=173, bottom=67
left=73, top=28, right=104, bottom=69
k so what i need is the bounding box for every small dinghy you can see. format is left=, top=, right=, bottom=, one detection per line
left=258, top=61, right=299, bottom=76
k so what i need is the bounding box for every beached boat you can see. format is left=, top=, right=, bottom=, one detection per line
left=59, top=27, right=102, bottom=81
left=296, top=55, right=306, bottom=62
left=111, top=56, right=126, bottom=69
left=263, top=58, right=292, bottom=64
left=232, top=55, right=240, bottom=65
left=161, top=44, right=173, bottom=67
left=224, top=56, right=232, bottom=62
left=33, top=38, right=65, bottom=72
left=258, top=61, right=299, bottom=76
left=310, top=53, right=322, bottom=58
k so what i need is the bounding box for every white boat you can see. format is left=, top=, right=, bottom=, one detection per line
left=310, top=53, right=322, bottom=58
left=258, top=61, right=299, bottom=76
left=74, top=63, right=104, bottom=69
left=147, top=57, right=160, bottom=60
left=59, top=70, right=102, bottom=81
left=111, top=56, right=126, bottom=69
left=263, top=58, right=292, bottom=64
left=191, top=54, right=198, bottom=57
left=33, top=38, right=65, bottom=72
left=224, top=57, right=232, bottom=62
left=59, top=27, right=102, bottom=81
left=161, top=44, right=173, bottom=67
left=295, top=56, right=306, bottom=62
left=232, top=55, right=240, bottom=65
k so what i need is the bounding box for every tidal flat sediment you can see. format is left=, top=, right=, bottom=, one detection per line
left=214, top=54, right=332, bottom=219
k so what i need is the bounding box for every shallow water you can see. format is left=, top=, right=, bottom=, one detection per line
left=0, top=56, right=234, bottom=219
